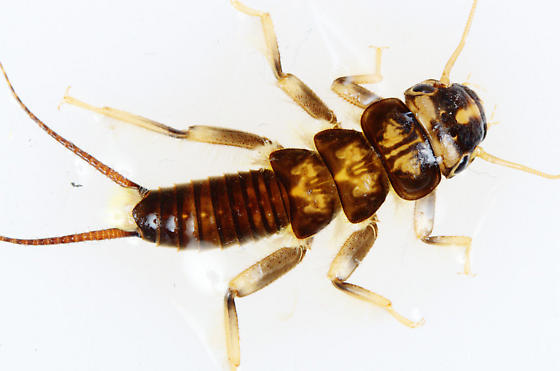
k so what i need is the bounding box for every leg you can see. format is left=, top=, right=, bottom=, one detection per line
left=231, top=0, right=337, bottom=125
left=225, top=244, right=307, bottom=369
left=328, top=219, right=424, bottom=328
left=331, top=46, right=386, bottom=108
left=62, top=90, right=280, bottom=150
left=414, top=191, right=473, bottom=275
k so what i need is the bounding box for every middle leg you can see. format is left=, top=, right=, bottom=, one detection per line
left=328, top=218, right=424, bottom=328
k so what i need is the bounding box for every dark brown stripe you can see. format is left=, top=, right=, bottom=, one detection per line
left=193, top=181, right=203, bottom=242
left=251, top=170, right=276, bottom=233
left=224, top=175, right=242, bottom=243
left=263, top=170, right=289, bottom=229
left=225, top=174, right=253, bottom=244
left=238, top=172, right=267, bottom=238
left=383, top=135, right=421, bottom=161
left=275, top=176, right=290, bottom=221
left=175, top=185, right=183, bottom=248
left=180, top=182, right=198, bottom=247
left=209, top=176, right=238, bottom=247
left=197, top=179, right=221, bottom=247
left=208, top=178, right=225, bottom=246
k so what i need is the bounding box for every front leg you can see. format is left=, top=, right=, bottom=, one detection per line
left=328, top=219, right=424, bottom=328
left=414, top=191, right=473, bottom=275
left=331, top=46, right=386, bottom=108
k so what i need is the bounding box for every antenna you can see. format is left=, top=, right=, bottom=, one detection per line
left=474, top=147, right=560, bottom=179
left=440, top=0, right=478, bottom=86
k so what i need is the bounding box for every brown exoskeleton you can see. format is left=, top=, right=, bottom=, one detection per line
left=1, top=0, right=558, bottom=369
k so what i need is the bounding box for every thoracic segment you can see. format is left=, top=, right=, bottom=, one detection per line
left=269, top=149, right=340, bottom=239
left=314, top=129, right=389, bottom=223
left=361, top=98, right=441, bottom=200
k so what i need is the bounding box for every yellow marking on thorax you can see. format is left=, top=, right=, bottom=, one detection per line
left=335, top=142, right=369, bottom=162
left=333, top=143, right=380, bottom=197
left=290, top=159, right=331, bottom=214
left=351, top=175, right=379, bottom=198
left=380, top=119, right=407, bottom=148
left=392, top=150, right=422, bottom=177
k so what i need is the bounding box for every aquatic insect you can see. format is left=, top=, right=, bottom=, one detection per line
left=1, top=0, right=559, bottom=370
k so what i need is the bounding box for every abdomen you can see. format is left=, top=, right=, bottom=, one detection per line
left=132, top=169, right=290, bottom=248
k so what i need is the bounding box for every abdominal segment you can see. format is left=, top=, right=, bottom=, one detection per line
left=132, top=170, right=290, bottom=248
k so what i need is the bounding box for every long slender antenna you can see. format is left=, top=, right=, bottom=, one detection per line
left=474, top=147, right=560, bottom=179
left=0, top=228, right=138, bottom=246
left=440, top=0, right=478, bottom=86
left=0, top=63, right=145, bottom=193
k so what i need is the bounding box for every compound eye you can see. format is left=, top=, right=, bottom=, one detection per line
left=453, top=155, right=470, bottom=175
left=412, top=83, right=435, bottom=94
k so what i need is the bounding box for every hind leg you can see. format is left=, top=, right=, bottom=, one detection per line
left=62, top=90, right=279, bottom=150
left=225, top=244, right=307, bottom=369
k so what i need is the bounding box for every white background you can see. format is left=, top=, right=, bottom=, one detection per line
left=0, top=0, right=559, bottom=370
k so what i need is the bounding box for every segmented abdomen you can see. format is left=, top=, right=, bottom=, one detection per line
left=132, top=169, right=290, bottom=248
